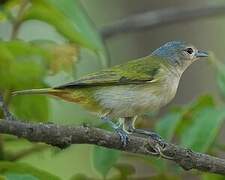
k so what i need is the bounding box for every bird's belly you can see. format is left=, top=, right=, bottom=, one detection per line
left=95, top=79, right=179, bottom=118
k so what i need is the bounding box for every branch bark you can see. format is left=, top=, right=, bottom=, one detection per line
left=100, top=5, right=225, bottom=38
left=0, top=119, right=224, bottom=175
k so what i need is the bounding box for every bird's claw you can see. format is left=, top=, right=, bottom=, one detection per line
left=115, top=127, right=129, bottom=147
left=154, top=144, right=173, bottom=160
left=148, top=135, right=173, bottom=160
left=149, top=133, right=166, bottom=148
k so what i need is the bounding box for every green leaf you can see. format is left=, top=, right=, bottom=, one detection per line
left=47, top=0, right=103, bottom=50
left=10, top=95, right=49, bottom=122
left=155, top=112, right=182, bottom=141
left=0, top=40, right=48, bottom=90
left=0, top=40, right=82, bottom=121
left=175, top=95, right=215, bottom=136
left=180, top=107, right=225, bottom=152
left=202, top=173, right=225, bottom=180
left=0, top=161, right=60, bottom=180
left=70, top=173, right=89, bottom=180
left=0, top=40, right=52, bottom=121
left=113, top=163, right=135, bottom=179
left=92, top=146, right=120, bottom=178
left=0, top=175, right=6, bottom=180
left=0, top=0, right=18, bottom=22
left=0, top=11, right=6, bottom=21
left=5, top=173, right=38, bottom=180
left=217, top=73, right=225, bottom=98
left=150, top=174, right=181, bottom=180
left=142, top=157, right=167, bottom=173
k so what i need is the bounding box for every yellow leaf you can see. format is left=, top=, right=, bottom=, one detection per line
left=49, top=43, right=79, bottom=74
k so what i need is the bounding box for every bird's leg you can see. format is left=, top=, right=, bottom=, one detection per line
left=123, top=117, right=163, bottom=142
left=123, top=117, right=172, bottom=158
left=101, top=116, right=128, bottom=147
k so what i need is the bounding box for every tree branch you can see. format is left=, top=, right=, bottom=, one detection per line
left=100, top=5, right=225, bottom=38
left=10, top=0, right=29, bottom=40
left=0, top=119, right=224, bottom=175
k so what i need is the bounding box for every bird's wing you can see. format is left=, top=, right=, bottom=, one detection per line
left=55, top=56, right=162, bottom=89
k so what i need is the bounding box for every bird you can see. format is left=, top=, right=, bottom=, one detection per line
left=12, top=41, right=208, bottom=149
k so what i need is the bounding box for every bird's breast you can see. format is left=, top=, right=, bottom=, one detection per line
left=159, top=72, right=180, bottom=106
left=94, top=73, right=180, bottom=118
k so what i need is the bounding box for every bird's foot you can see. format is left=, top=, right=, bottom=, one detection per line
left=100, top=116, right=128, bottom=147
left=132, top=129, right=167, bottom=148
left=115, top=127, right=129, bottom=147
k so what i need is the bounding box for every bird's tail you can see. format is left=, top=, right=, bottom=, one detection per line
left=12, top=88, right=77, bottom=103
left=12, top=88, right=60, bottom=96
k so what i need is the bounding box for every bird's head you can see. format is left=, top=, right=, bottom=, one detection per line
left=152, top=41, right=208, bottom=74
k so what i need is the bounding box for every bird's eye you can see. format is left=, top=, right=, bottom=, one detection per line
left=185, top=48, right=194, bottom=54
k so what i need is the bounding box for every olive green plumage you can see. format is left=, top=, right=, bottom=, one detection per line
left=12, top=55, right=171, bottom=116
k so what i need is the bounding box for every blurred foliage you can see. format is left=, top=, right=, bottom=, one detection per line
left=0, top=0, right=223, bottom=180
left=23, top=0, right=108, bottom=67
left=92, top=146, right=120, bottom=178
left=0, top=161, right=59, bottom=179
left=202, top=173, right=225, bottom=180
left=112, top=163, right=136, bottom=179
left=180, top=107, right=225, bottom=152
left=156, top=95, right=224, bottom=153
left=155, top=111, right=182, bottom=141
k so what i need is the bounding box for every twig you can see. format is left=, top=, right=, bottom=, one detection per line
left=100, top=5, right=225, bottom=38
left=10, top=0, right=29, bottom=40
left=0, top=95, right=15, bottom=121
left=0, top=119, right=224, bottom=175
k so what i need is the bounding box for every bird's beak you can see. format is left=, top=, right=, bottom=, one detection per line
left=195, top=50, right=208, bottom=58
